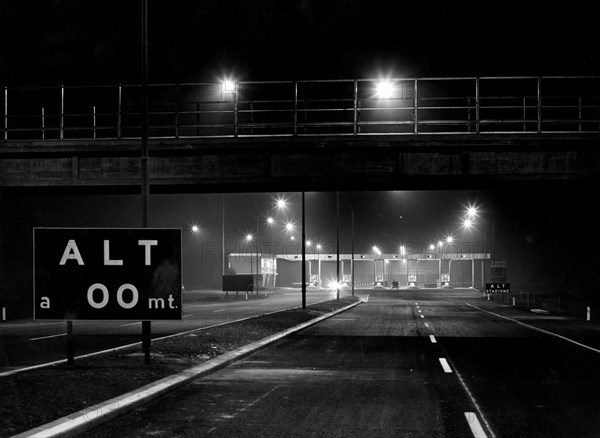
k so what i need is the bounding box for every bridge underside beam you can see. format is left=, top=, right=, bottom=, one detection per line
left=1, top=134, right=598, bottom=193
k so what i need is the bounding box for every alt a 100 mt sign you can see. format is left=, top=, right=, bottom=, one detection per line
left=34, top=228, right=182, bottom=320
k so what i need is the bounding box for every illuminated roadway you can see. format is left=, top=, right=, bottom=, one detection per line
left=81, top=288, right=600, bottom=438
left=0, top=289, right=345, bottom=373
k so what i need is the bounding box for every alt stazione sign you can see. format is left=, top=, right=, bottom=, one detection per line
left=485, top=283, right=511, bottom=294
left=34, top=228, right=182, bottom=320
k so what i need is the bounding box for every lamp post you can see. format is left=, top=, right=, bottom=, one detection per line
left=373, top=245, right=382, bottom=285
left=316, top=243, right=322, bottom=287
left=463, top=204, right=495, bottom=287
left=336, top=192, right=340, bottom=301
left=266, top=195, right=288, bottom=290
left=306, top=240, right=313, bottom=285
left=245, top=233, right=254, bottom=292
left=302, top=192, right=307, bottom=309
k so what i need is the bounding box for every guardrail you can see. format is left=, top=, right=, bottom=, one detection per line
left=2, top=76, right=599, bottom=141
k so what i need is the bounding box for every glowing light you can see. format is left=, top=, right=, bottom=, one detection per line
left=223, top=80, right=236, bottom=91
left=466, top=205, right=478, bottom=217
left=429, top=244, right=435, bottom=250
left=375, top=80, right=396, bottom=98
left=372, top=246, right=381, bottom=255
left=191, top=225, right=199, bottom=233
left=463, top=218, right=474, bottom=230
left=245, top=234, right=253, bottom=242
left=316, top=244, right=322, bottom=250
left=306, top=240, right=312, bottom=247
left=267, top=217, right=275, bottom=225
left=446, top=236, right=454, bottom=244
left=285, top=222, right=295, bottom=232
left=275, top=197, right=288, bottom=209
left=328, top=281, right=342, bottom=290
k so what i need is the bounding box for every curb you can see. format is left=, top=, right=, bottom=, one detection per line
left=11, top=299, right=363, bottom=438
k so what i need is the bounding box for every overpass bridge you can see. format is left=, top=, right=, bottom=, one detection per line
left=1, top=76, right=598, bottom=192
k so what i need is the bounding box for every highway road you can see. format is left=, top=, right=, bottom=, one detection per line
left=83, top=288, right=600, bottom=438
left=0, top=288, right=352, bottom=372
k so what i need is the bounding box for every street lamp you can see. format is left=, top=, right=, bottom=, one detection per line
left=244, top=233, right=254, bottom=292
left=316, top=243, right=322, bottom=287
left=375, top=80, right=396, bottom=99
left=373, top=245, right=382, bottom=286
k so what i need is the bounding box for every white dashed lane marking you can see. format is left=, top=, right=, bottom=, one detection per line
left=439, top=358, right=453, bottom=373
left=464, top=412, right=488, bottom=437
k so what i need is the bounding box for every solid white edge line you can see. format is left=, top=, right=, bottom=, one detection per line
left=429, top=335, right=437, bottom=344
left=446, top=356, right=497, bottom=438
left=464, top=412, right=488, bottom=438
left=466, top=303, right=600, bottom=354
left=29, top=333, right=67, bottom=341
left=438, top=357, right=452, bottom=373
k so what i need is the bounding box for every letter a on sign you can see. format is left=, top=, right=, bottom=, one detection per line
left=59, top=240, right=84, bottom=265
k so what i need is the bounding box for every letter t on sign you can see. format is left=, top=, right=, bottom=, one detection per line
left=139, top=240, right=158, bottom=265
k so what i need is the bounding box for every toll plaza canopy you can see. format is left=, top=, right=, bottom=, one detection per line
left=228, top=253, right=492, bottom=289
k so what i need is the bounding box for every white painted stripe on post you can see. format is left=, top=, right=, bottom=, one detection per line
left=464, top=412, right=488, bottom=437
left=439, top=358, right=452, bottom=373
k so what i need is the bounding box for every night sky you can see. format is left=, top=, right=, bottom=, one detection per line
left=1, top=0, right=599, bottom=86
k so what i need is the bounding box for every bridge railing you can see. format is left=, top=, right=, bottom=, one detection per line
left=2, top=76, right=599, bottom=141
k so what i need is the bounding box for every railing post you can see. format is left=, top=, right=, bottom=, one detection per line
left=294, top=81, right=298, bottom=136
left=537, top=76, right=542, bottom=134
left=413, top=78, right=418, bottom=134
left=353, top=80, right=358, bottom=135
left=475, top=77, right=480, bottom=134
left=233, top=82, right=238, bottom=138
left=93, top=105, right=97, bottom=139
left=60, top=85, right=65, bottom=140
left=3, top=86, right=7, bottom=140
left=42, top=107, right=45, bottom=140
left=117, top=84, right=122, bottom=139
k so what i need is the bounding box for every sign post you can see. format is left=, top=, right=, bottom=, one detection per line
left=34, top=228, right=182, bottom=363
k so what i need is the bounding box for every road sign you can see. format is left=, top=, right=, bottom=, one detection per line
left=485, top=282, right=510, bottom=294
left=34, top=228, right=182, bottom=320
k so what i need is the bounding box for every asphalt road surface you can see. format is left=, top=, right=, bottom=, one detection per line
left=83, top=288, right=600, bottom=437
left=0, top=288, right=348, bottom=372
